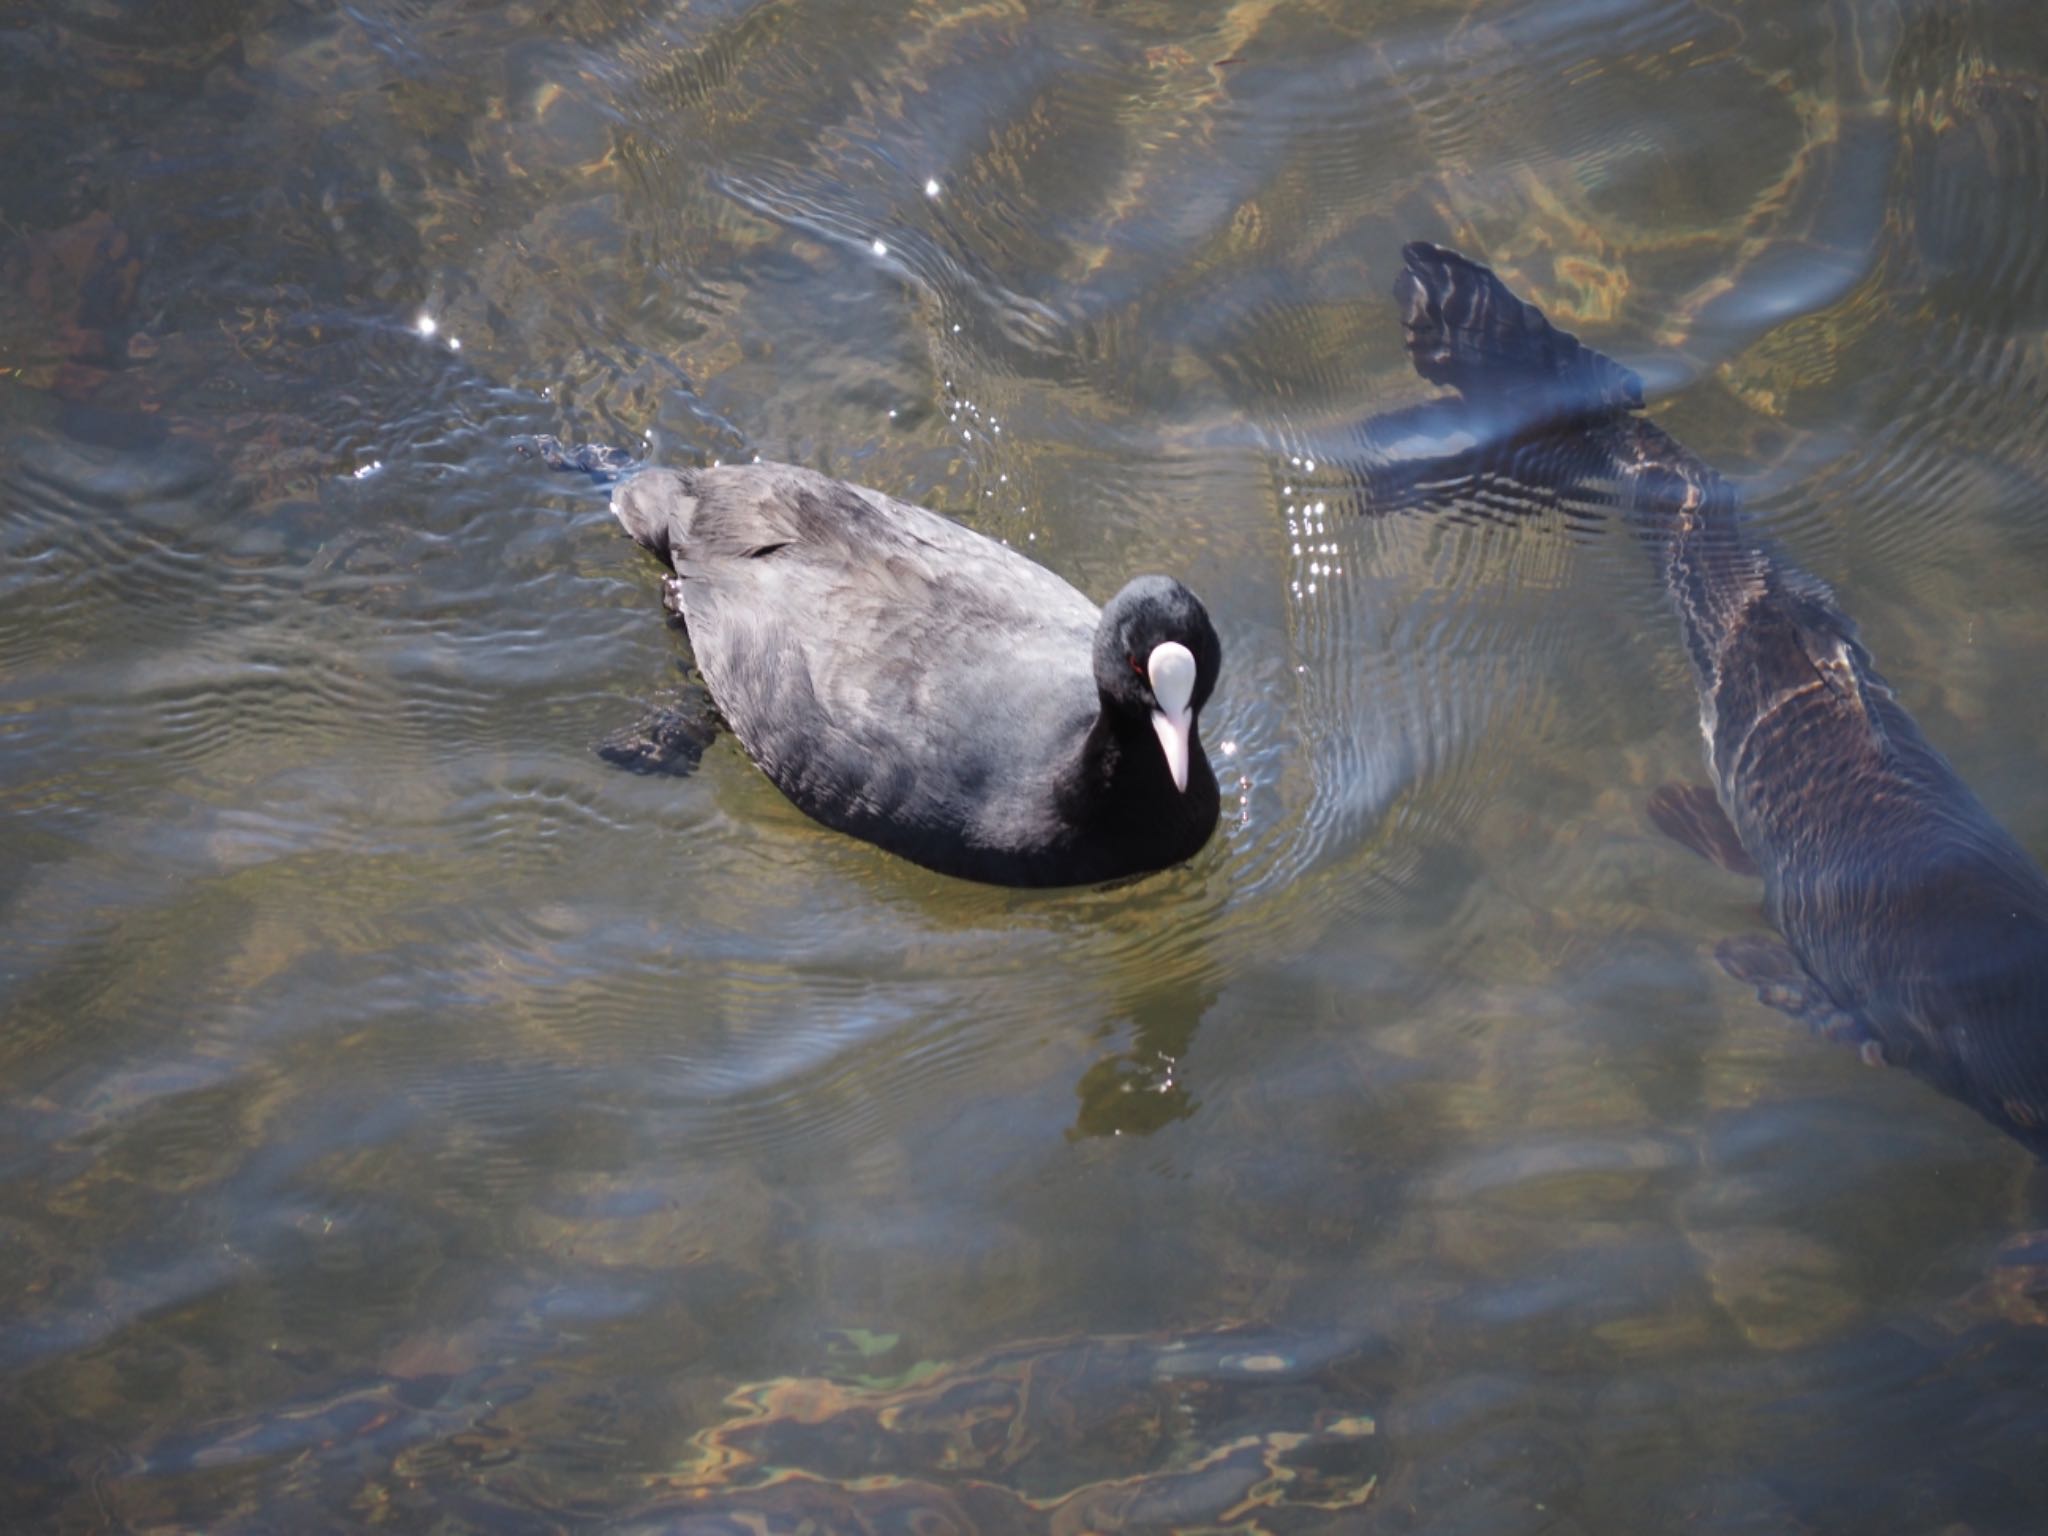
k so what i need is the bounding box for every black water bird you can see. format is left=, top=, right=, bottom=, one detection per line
left=1384, top=240, right=2048, bottom=1157
left=608, top=462, right=1222, bottom=887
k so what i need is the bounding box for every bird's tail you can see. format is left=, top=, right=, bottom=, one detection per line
left=609, top=468, right=699, bottom=570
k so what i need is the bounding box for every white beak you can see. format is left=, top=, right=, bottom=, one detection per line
left=1146, top=641, right=1197, bottom=794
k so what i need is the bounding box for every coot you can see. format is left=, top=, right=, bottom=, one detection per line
left=610, top=462, right=1222, bottom=887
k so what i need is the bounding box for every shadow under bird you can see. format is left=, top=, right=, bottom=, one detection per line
left=607, top=461, right=1221, bottom=887
left=1383, top=240, right=2048, bottom=1157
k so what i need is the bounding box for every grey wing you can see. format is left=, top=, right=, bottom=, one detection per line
left=672, top=466, right=1100, bottom=838
left=656, top=463, right=1089, bottom=612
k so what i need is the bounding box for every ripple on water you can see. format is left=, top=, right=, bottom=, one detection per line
left=477, top=861, right=1256, bottom=1166
left=1902, top=40, right=2048, bottom=330
left=0, top=430, right=241, bottom=665
left=1237, top=430, right=1624, bottom=908
left=1721, top=50, right=2048, bottom=595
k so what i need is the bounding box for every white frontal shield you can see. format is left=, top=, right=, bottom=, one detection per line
left=1146, top=641, right=1197, bottom=793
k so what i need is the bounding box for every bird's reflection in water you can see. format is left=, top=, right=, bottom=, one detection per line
left=1070, top=976, right=1216, bottom=1139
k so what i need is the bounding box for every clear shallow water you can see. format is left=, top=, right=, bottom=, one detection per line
left=4, top=0, right=2048, bottom=1530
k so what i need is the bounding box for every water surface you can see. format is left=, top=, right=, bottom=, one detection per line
left=4, top=0, right=2047, bottom=1530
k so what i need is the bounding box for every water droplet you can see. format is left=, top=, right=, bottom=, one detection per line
left=415, top=313, right=437, bottom=337
left=871, top=238, right=888, bottom=257
left=924, top=177, right=941, bottom=198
